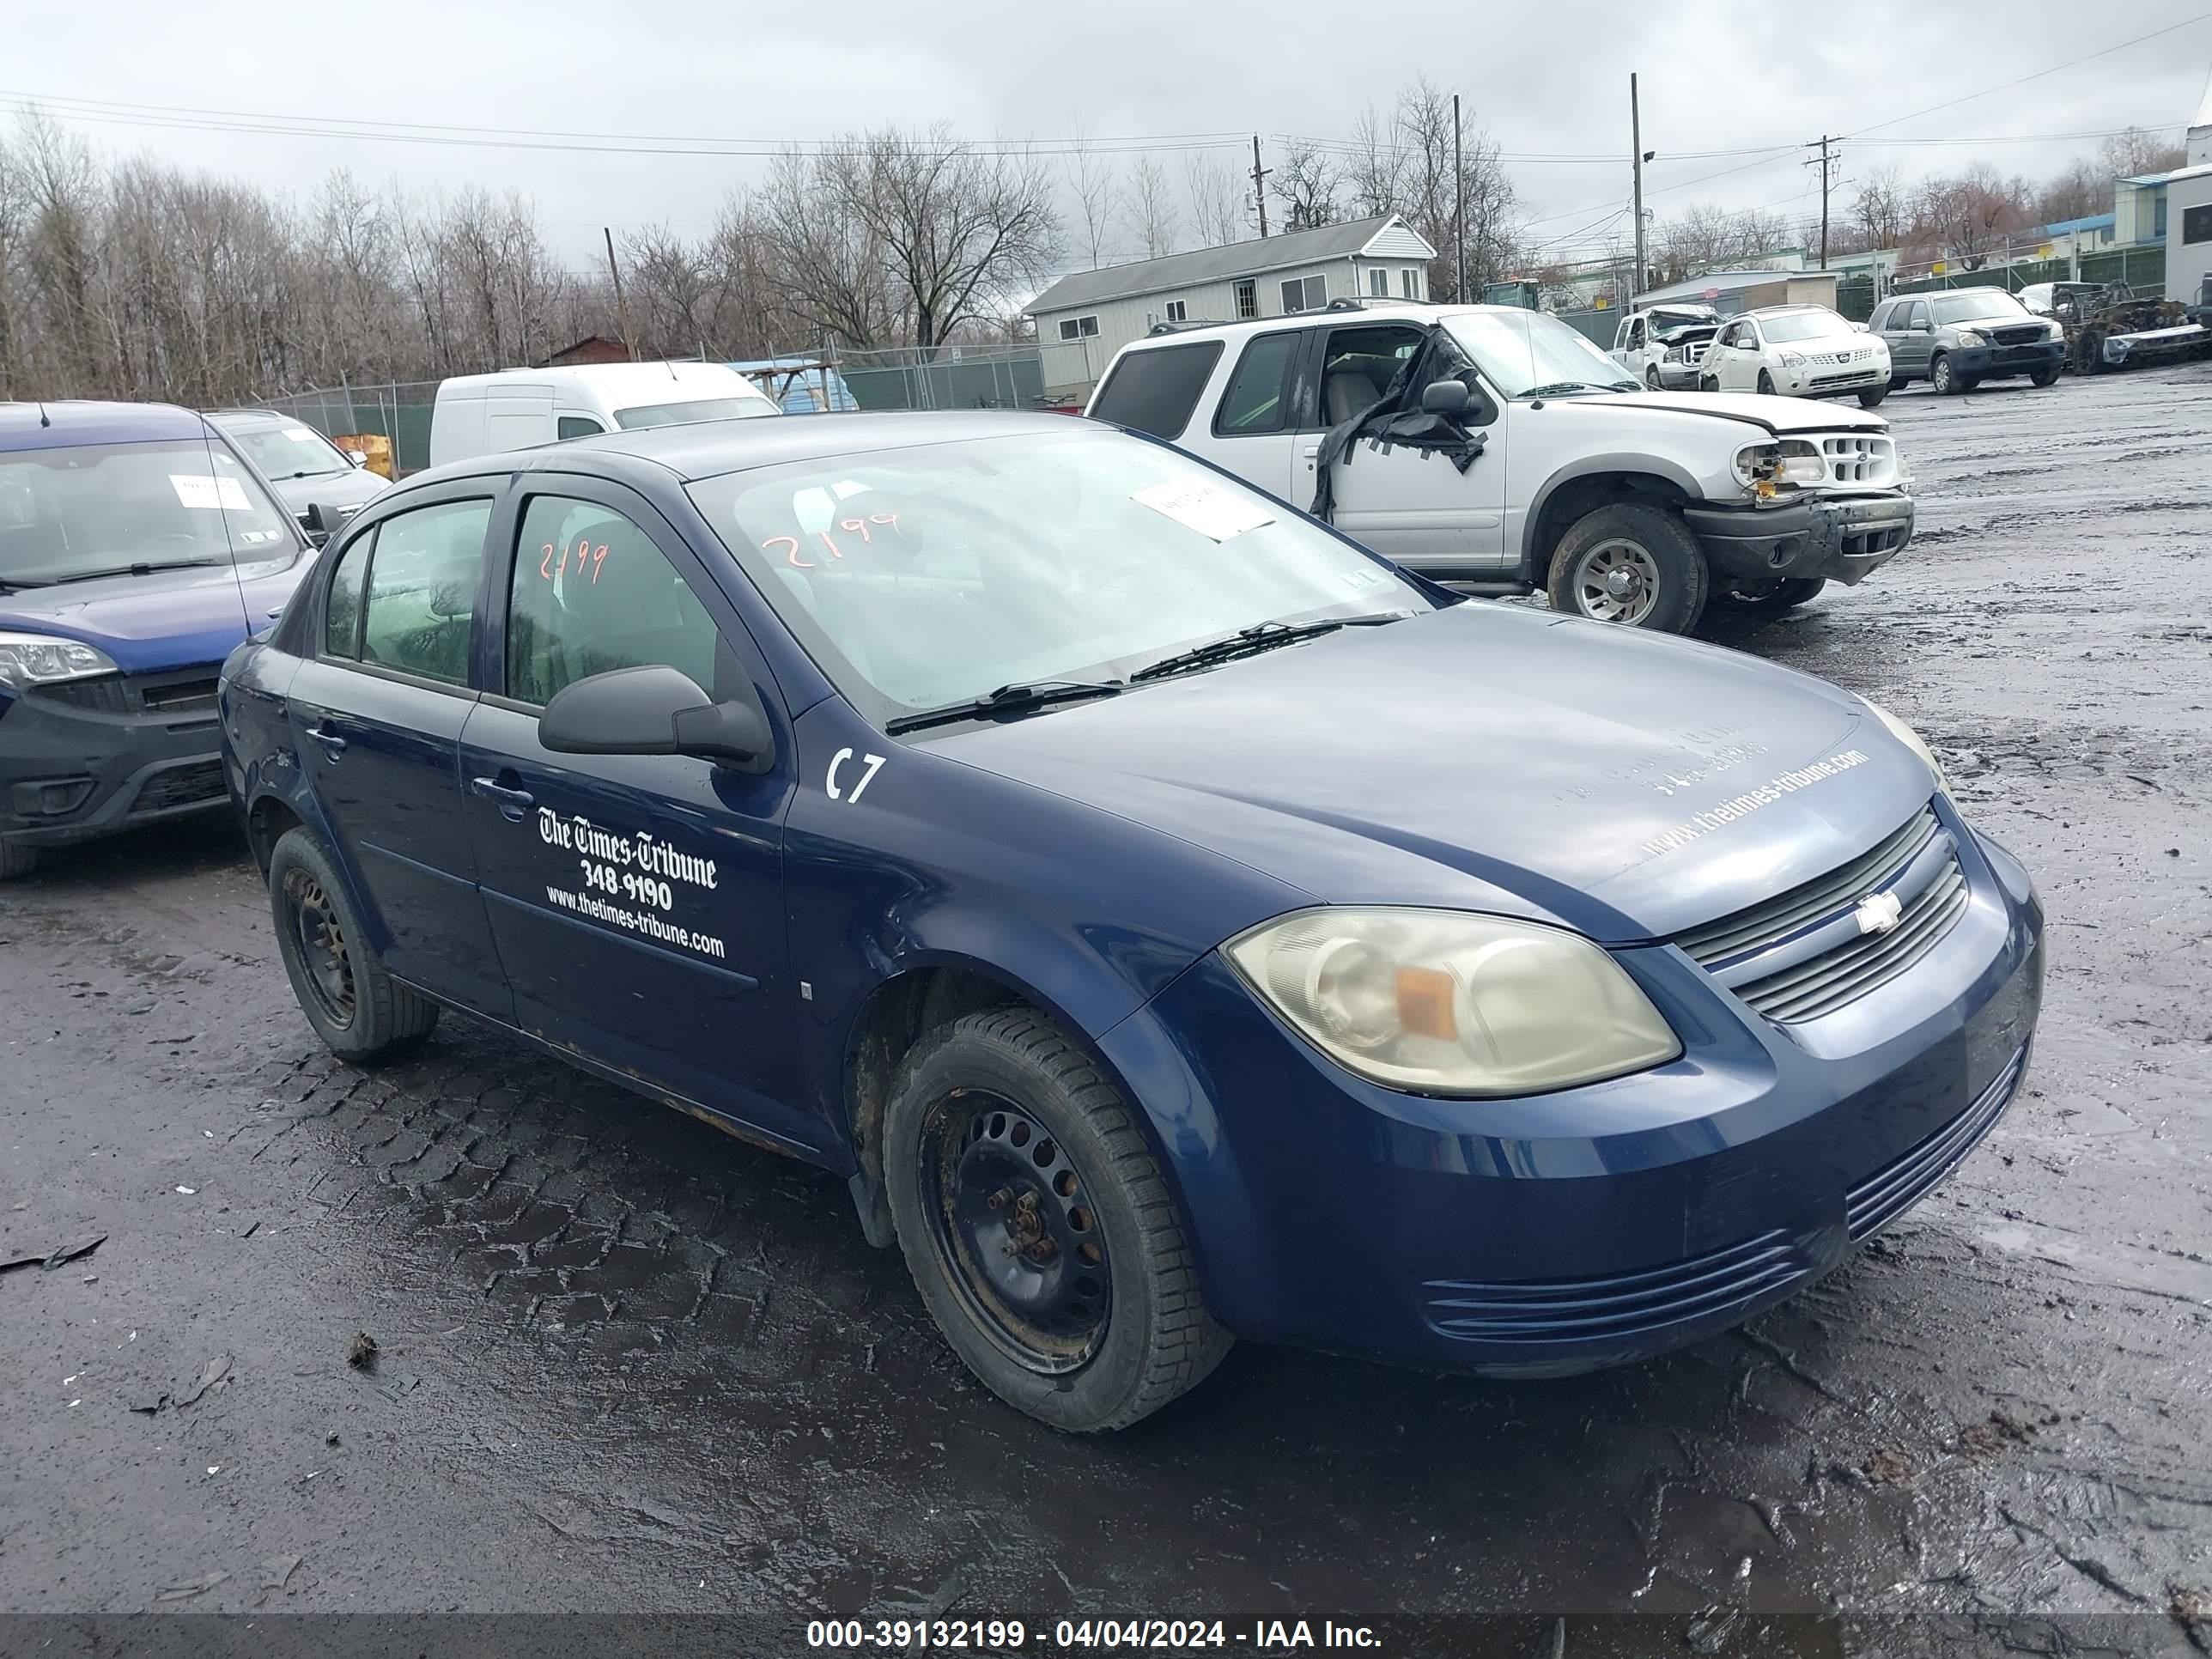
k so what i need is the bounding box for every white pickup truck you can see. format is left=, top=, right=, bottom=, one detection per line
left=1085, top=300, right=1917, bottom=634
left=1607, top=302, right=1723, bottom=390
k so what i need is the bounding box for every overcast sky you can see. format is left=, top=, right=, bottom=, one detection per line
left=11, top=0, right=2212, bottom=276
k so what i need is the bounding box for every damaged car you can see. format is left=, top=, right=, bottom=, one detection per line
left=1610, top=303, right=1723, bottom=391
left=222, top=410, right=2042, bottom=1431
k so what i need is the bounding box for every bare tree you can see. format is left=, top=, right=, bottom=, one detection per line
left=1652, top=204, right=1794, bottom=285
left=1343, top=105, right=1404, bottom=221
left=2098, top=127, right=2185, bottom=179
left=1063, top=129, right=1121, bottom=269
left=1271, top=141, right=1342, bottom=232
left=1182, top=152, right=1247, bottom=248
left=1121, top=155, right=1180, bottom=259
left=1844, top=165, right=1909, bottom=254
left=751, top=147, right=901, bottom=349
left=2034, top=159, right=2107, bottom=228
left=1368, top=79, right=1518, bottom=301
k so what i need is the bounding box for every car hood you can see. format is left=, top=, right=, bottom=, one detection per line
left=921, top=604, right=1936, bottom=944
left=0, top=552, right=313, bottom=674
left=1599, top=390, right=1889, bottom=433
left=261, top=466, right=389, bottom=516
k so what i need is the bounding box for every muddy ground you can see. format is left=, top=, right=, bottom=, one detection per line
left=2, top=367, right=2208, bottom=1657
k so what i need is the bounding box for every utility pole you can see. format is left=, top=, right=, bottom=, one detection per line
left=1250, top=136, right=1271, bottom=238
left=1630, top=74, right=1646, bottom=303
left=603, top=227, right=638, bottom=361
left=1453, top=92, right=1467, bottom=302
left=1806, top=136, right=1838, bottom=267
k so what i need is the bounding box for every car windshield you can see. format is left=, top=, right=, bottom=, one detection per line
left=1445, top=310, right=1638, bottom=397
left=1757, top=310, right=1850, bottom=343
left=0, top=437, right=297, bottom=586
left=685, top=427, right=1437, bottom=719
left=1930, top=291, right=2029, bottom=325
left=1647, top=309, right=1717, bottom=336
left=221, top=419, right=354, bottom=479
left=612, top=396, right=780, bottom=431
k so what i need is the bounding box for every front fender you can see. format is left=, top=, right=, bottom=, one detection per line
left=1516, top=449, right=1717, bottom=577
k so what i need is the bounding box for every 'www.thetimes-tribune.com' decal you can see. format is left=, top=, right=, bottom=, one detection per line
left=537, top=809, right=727, bottom=960
left=1638, top=750, right=1871, bottom=859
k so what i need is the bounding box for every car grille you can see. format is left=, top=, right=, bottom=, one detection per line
left=131, top=758, right=227, bottom=814
left=1846, top=1044, right=2027, bottom=1240
left=1420, top=1228, right=1808, bottom=1346
left=1820, top=434, right=1897, bottom=487
left=1683, top=341, right=1711, bottom=365
left=1991, top=325, right=2046, bottom=347
left=29, top=669, right=220, bottom=721
left=1674, top=806, right=1971, bottom=1024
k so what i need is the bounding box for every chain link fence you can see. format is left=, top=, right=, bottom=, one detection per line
left=1888, top=244, right=2166, bottom=301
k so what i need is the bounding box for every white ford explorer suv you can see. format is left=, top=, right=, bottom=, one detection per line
left=1085, top=301, right=1916, bottom=633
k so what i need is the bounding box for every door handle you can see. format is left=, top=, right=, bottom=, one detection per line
left=1301, top=445, right=1319, bottom=459
left=303, top=723, right=348, bottom=757
left=469, top=775, right=536, bottom=819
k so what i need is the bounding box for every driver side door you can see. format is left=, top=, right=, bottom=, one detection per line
left=457, top=477, right=817, bottom=1152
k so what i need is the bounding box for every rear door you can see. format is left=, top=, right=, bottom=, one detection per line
left=284, top=489, right=510, bottom=1018
left=1170, top=327, right=1306, bottom=501
left=1886, top=301, right=1930, bottom=376
left=457, top=477, right=811, bottom=1149
left=1297, top=319, right=1509, bottom=573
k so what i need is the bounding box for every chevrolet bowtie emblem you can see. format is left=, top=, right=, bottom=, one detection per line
left=1855, top=890, right=1904, bottom=935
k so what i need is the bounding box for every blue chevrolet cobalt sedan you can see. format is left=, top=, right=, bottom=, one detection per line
left=219, top=412, right=2042, bottom=1431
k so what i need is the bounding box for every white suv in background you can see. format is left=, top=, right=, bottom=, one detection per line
left=1697, top=305, right=1893, bottom=408
left=1085, top=301, right=1917, bottom=633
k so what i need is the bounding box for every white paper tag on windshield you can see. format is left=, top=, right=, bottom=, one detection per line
left=283, top=426, right=319, bottom=441
left=1132, top=478, right=1273, bottom=543
left=170, top=473, right=252, bottom=512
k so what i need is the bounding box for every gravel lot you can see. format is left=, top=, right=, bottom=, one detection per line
left=3, top=366, right=2209, bottom=1656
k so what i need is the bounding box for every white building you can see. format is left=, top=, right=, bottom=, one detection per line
left=2167, top=64, right=2212, bottom=307
left=1027, top=215, right=1439, bottom=398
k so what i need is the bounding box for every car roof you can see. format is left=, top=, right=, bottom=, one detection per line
left=206, top=408, right=296, bottom=427
left=1118, top=301, right=1518, bottom=349
left=1745, top=303, right=1836, bottom=317
left=0, top=398, right=216, bottom=453
left=392, top=409, right=1078, bottom=497
left=434, top=362, right=766, bottom=399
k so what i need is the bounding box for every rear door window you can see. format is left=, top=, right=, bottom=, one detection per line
left=1212, top=332, right=1303, bottom=436
left=323, top=528, right=371, bottom=659
left=1089, top=342, right=1224, bottom=441
left=360, top=499, right=493, bottom=686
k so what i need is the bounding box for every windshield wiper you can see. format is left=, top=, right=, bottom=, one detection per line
left=1130, top=613, right=1406, bottom=684
left=1522, top=380, right=1632, bottom=399
left=0, top=574, right=57, bottom=591
left=885, top=679, right=1125, bottom=735
left=46, top=559, right=229, bottom=586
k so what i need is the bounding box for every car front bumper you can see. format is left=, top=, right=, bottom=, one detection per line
left=1951, top=341, right=2063, bottom=379
left=1776, top=363, right=1889, bottom=397
left=1681, top=490, right=1915, bottom=586
left=0, top=669, right=232, bottom=849
left=1098, top=810, right=2043, bottom=1377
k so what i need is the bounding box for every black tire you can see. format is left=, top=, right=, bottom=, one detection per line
left=2075, top=329, right=2106, bottom=374
left=2029, top=366, right=2060, bottom=388
left=1712, top=577, right=1826, bottom=617
left=1756, top=369, right=1777, bottom=395
left=1698, top=374, right=1717, bottom=393
left=1545, top=501, right=1710, bottom=634
left=267, top=826, right=438, bottom=1062
left=1857, top=384, right=1889, bottom=408
left=0, top=841, right=36, bottom=881
left=1931, top=353, right=1962, bottom=395
left=884, top=1007, right=1230, bottom=1433
left=1644, top=365, right=1662, bottom=391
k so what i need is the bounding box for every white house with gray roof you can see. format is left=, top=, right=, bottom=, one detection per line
left=1028, top=215, right=1439, bottom=397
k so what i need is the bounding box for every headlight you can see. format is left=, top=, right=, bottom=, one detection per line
left=1862, top=699, right=1948, bottom=794
left=2045, top=319, right=2065, bottom=342
left=1732, top=439, right=1826, bottom=492
left=1779, top=352, right=1807, bottom=368
left=1955, top=329, right=1987, bottom=347
left=0, top=630, right=120, bottom=692
left=1224, top=908, right=1680, bottom=1097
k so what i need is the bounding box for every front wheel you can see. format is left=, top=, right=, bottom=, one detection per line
left=1712, top=577, right=1826, bottom=617
left=2029, top=366, right=2060, bottom=388
left=1756, top=369, right=1777, bottom=396
left=1644, top=365, right=1662, bottom=391
left=268, top=827, right=439, bottom=1062
left=1857, top=384, right=1889, bottom=408
left=1546, top=501, right=1710, bottom=634
left=1932, top=353, right=1963, bottom=395
left=884, top=1008, right=1231, bottom=1432
left=0, top=841, right=36, bottom=881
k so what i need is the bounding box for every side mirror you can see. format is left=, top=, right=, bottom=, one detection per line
left=538, top=665, right=774, bottom=774
left=1419, top=380, right=1471, bottom=415
left=304, top=501, right=360, bottom=538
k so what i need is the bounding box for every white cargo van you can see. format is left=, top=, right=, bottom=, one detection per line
left=427, top=362, right=781, bottom=468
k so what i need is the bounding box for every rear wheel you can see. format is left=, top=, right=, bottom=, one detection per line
left=1713, top=577, right=1826, bottom=617
left=268, top=827, right=438, bottom=1062
left=0, top=842, right=36, bottom=881
left=1857, top=384, right=1889, bottom=408
left=884, top=1008, right=1230, bottom=1432
left=1546, top=502, right=1710, bottom=635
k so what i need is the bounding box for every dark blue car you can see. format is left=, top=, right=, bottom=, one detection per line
left=1, top=401, right=319, bottom=879
left=218, top=411, right=2043, bottom=1431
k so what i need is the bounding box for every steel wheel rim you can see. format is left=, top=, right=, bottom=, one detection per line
left=283, top=867, right=356, bottom=1028
left=921, top=1091, right=1111, bottom=1374
left=1571, top=538, right=1662, bottom=624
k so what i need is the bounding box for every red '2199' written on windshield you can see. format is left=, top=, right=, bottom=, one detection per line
left=762, top=513, right=901, bottom=568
